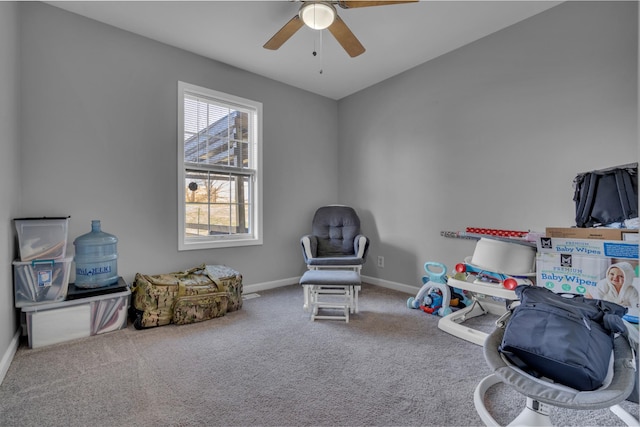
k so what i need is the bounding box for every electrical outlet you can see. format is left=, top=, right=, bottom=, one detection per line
left=377, top=256, right=384, bottom=268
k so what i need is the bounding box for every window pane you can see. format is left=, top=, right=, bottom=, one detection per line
left=184, top=95, right=253, bottom=170
left=183, top=96, right=199, bottom=134
left=236, top=141, right=249, bottom=168
left=232, top=175, right=250, bottom=234
left=232, top=110, right=249, bottom=143
left=209, top=173, right=230, bottom=234
left=210, top=204, right=231, bottom=235
left=184, top=171, right=251, bottom=236
left=184, top=171, right=209, bottom=237
left=207, top=135, right=230, bottom=167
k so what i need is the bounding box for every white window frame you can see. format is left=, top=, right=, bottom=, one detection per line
left=178, top=81, right=263, bottom=250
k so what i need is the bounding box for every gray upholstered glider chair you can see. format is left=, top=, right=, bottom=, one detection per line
left=301, top=205, right=369, bottom=272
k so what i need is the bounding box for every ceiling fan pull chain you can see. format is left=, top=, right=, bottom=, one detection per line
left=319, top=30, right=324, bottom=75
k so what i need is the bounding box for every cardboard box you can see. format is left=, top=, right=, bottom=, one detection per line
left=537, top=237, right=639, bottom=260
left=545, top=227, right=638, bottom=241
left=537, top=253, right=639, bottom=323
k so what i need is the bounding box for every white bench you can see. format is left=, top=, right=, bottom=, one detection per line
left=299, top=270, right=362, bottom=323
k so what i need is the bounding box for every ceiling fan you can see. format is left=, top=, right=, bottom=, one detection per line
left=263, top=1, right=418, bottom=58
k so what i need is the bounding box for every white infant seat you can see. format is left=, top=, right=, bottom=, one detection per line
left=475, top=325, right=639, bottom=426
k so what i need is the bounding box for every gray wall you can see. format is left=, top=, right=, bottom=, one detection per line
left=0, top=2, right=21, bottom=367
left=338, top=1, right=638, bottom=288
left=19, top=2, right=338, bottom=289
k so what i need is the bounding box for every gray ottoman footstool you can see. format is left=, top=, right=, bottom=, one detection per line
left=299, top=270, right=362, bottom=322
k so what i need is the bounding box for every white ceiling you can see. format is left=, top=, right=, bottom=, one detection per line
left=46, top=1, right=562, bottom=100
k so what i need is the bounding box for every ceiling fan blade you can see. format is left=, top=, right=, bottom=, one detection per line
left=263, top=15, right=304, bottom=50
left=328, top=15, right=365, bottom=58
left=337, top=0, right=418, bottom=9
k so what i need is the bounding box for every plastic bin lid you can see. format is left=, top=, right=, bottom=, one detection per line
left=14, top=216, right=70, bottom=221
left=12, top=256, right=73, bottom=266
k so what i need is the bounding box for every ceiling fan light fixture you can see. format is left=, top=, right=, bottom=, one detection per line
left=299, top=2, right=336, bottom=30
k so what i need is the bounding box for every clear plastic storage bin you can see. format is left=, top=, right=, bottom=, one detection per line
left=21, top=280, right=130, bottom=348
left=13, top=257, right=72, bottom=307
left=14, top=217, right=70, bottom=261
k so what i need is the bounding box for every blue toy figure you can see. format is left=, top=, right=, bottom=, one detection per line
left=407, top=261, right=453, bottom=317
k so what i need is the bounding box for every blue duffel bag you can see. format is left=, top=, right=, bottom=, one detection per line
left=499, top=285, right=628, bottom=391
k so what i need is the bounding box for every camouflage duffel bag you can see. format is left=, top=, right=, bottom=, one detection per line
left=205, top=264, right=243, bottom=312
left=130, top=264, right=242, bottom=329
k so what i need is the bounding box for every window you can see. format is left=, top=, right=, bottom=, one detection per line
left=178, top=82, right=262, bottom=250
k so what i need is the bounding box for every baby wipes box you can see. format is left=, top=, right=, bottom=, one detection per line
left=536, top=253, right=610, bottom=295
left=536, top=237, right=640, bottom=323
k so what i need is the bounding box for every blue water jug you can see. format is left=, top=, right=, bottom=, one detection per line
left=73, top=220, right=118, bottom=288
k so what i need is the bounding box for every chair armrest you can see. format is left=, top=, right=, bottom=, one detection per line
left=354, top=234, right=370, bottom=261
left=300, top=235, right=318, bottom=262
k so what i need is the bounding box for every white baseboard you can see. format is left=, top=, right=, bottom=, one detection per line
left=0, top=330, right=20, bottom=386
left=243, top=277, right=300, bottom=294
left=361, top=275, right=418, bottom=295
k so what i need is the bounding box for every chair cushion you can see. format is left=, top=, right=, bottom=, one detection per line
left=300, top=270, right=361, bottom=286
left=312, top=206, right=361, bottom=256
left=306, top=256, right=365, bottom=267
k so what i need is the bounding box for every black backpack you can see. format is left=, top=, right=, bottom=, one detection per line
left=499, top=285, right=628, bottom=391
left=573, top=163, right=638, bottom=228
